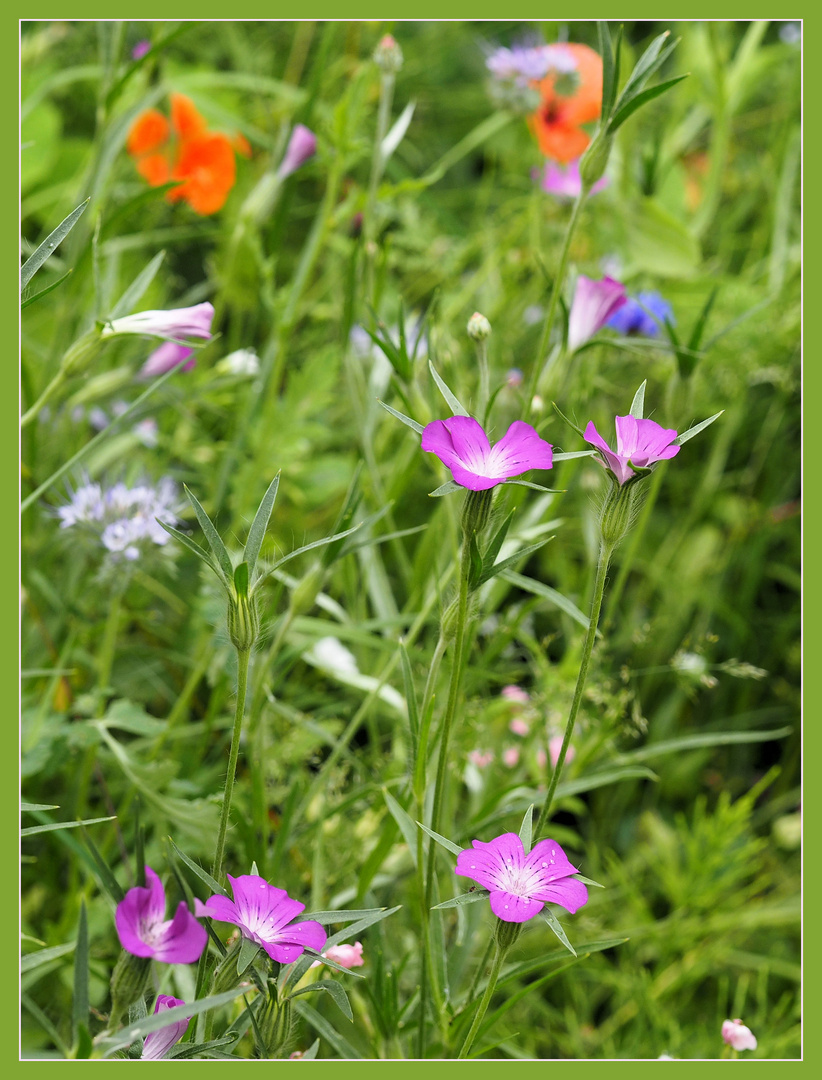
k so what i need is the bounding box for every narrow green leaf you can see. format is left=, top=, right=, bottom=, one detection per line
left=21, top=802, right=59, bottom=811
left=617, top=30, right=674, bottom=102
left=21, top=198, right=89, bottom=291
left=168, top=837, right=226, bottom=896
left=233, top=561, right=249, bottom=599
left=156, top=521, right=223, bottom=582
left=169, top=1033, right=239, bottom=1059
left=573, top=874, right=606, bottom=889
left=629, top=380, right=647, bottom=419
left=398, top=640, right=419, bottom=746
left=300, top=907, right=399, bottom=926
left=243, top=474, right=280, bottom=579
left=21, top=942, right=75, bottom=973
left=301, top=1038, right=320, bottom=1059
left=671, top=410, right=724, bottom=446
left=616, top=726, right=792, bottom=765
left=291, top=999, right=362, bottom=1059
left=21, top=267, right=74, bottom=309
left=100, top=986, right=251, bottom=1056
left=236, top=936, right=261, bottom=976
left=383, top=789, right=419, bottom=865
left=83, top=832, right=125, bottom=903
left=184, top=486, right=234, bottom=583
left=598, top=21, right=617, bottom=120
left=431, top=888, right=490, bottom=911
left=428, top=359, right=469, bottom=416
left=481, top=509, right=515, bottom=574
left=477, top=537, right=553, bottom=587
left=107, top=250, right=166, bottom=320
left=378, top=399, right=424, bottom=434
left=21, top=815, right=115, bottom=837
left=290, top=980, right=353, bottom=1023
left=609, top=75, right=689, bottom=133
left=518, top=804, right=534, bottom=854
left=416, top=821, right=463, bottom=857
left=266, top=523, right=362, bottom=575
left=22, top=993, right=71, bottom=1056
left=499, top=570, right=591, bottom=632
left=502, top=479, right=563, bottom=492
left=555, top=765, right=658, bottom=799
left=429, top=480, right=462, bottom=497
left=72, top=902, right=89, bottom=1042
left=552, top=401, right=586, bottom=438
left=538, top=908, right=576, bottom=956
left=552, top=450, right=595, bottom=461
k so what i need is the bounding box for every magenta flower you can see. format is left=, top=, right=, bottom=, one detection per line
left=456, top=832, right=587, bottom=923
left=196, top=874, right=326, bottom=964
left=115, top=866, right=207, bottom=964
left=139, top=341, right=196, bottom=378
left=131, top=40, right=151, bottom=61
left=722, top=1019, right=757, bottom=1052
left=142, top=995, right=190, bottom=1060
left=421, top=416, right=553, bottom=491
left=567, top=275, right=627, bottom=352
left=278, top=124, right=317, bottom=179
left=584, top=414, right=680, bottom=486
left=104, top=302, right=215, bottom=343
left=540, top=159, right=608, bottom=200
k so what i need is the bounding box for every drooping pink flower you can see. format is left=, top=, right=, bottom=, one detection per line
left=115, top=866, right=207, bottom=964
left=310, top=941, right=364, bottom=970
left=540, top=158, right=609, bottom=200
left=502, top=746, right=520, bottom=767
left=141, top=995, right=190, bottom=1060
left=278, top=124, right=317, bottom=179
left=456, top=832, right=587, bottom=923
left=422, top=416, right=553, bottom=491
left=509, top=717, right=530, bottom=737
left=584, top=414, right=680, bottom=486
left=196, top=874, right=326, bottom=964
left=722, top=1019, right=757, bottom=1052
left=139, top=342, right=196, bottom=378
left=567, top=275, right=627, bottom=352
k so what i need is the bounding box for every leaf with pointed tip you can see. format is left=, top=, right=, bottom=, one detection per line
left=478, top=537, right=554, bottom=587
left=290, top=980, right=353, bottom=1022
left=499, top=570, right=591, bottom=632
left=629, top=380, right=647, bottom=419
left=538, top=908, right=576, bottom=956
left=265, top=523, right=362, bottom=576
left=291, top=1000, right=362, bottom=1059
left=429, top=359, right=469, bottom=416
left=573, top=873, right=605, bottom=889
left=168, top=837, right=226, bottom=896
left=429, top=480, right=462, bottom=497
left=481, top=509, right=515, bottom=575
left=243, top=474, right=280, bottom=579
left=398, top=640, right=419, bottom=746
left=383, top=789, right=419, bottom=866
left=236, top=936, right=261, bottom=976
left=416, top=822, right=462, bottom=857
left=100, top=987, right=251, bottom=1056
left=83, top=832, right=125, bottom=903
left=597, top=22, right=618, bottom=121
left=431, top=889, right=490, bottom=910
left=183, top=487, right=233, bottom=583
left=381, top=100, right=416, bottom=162
left=552, top=402, right=586, bottom=438
left=107, top=250, right=167, bottom=321
left=609, top=74, right=689, bottom=134
left=671, top=410, right=723, bottom=446
left=378, top=399, right=424, bottom=434
left=21, top=815, right=115, bottom=837
left=617, top=31, right=676, bottom=104
left=363, top=323, right=412, bottom=383
left=168, top=1034, right=239, bottom=1059
left=21, top=198, right=90, bottom=291
left=157, top=521, right=224, bottom=583
left=502, top=479, right=563, bottom=493
left=518, top=804, right=535, bottom=854
left=21, top=267, right=74, bottom=309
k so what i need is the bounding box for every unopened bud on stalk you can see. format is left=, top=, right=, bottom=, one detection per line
left=461, top=488, right=494, bottom=540
left=494, top=917, right=522, bottom=951
left=374, top=34, right=403, bottom=73
left=291, top=563, right=325, bottom=618
left=60, top=330, right=104, bottom=377
left=466, top=312, right=491, bottom=341
left=109, top=951, right=151, bottom=1029
left=598, top=479, right=638, bottom=547
left=259, top=983, right=293, bottom=1056
left=579, top=129, right=613, bottom=191
left=209, top=939, right=244, bottom=996
left=227, top=562, right=259, bottom=653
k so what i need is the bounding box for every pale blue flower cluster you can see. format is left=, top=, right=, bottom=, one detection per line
left=58, top=477, right=179, bottom=561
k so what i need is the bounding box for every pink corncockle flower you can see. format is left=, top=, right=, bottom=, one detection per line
left=141, top=995, right=190, bottom=1060
left=310, top=941, right=364, bottom=969
left=196, top=874, right=326, bottom=964
left=509, top=717, right=530, bottom=737
left=104, top=302, right=215, bottom=343
left=567, top=275, right=627, bottom=353
left=115, top=866, right=207, bottom=964
left=132, top=40, right=151, bottom=61
left=278, top=124, right=317, bottom=179
left=456, top=832, right=587, bottom=923
left=506, top=368, right=524, bottom=388
left=501, top=685, right=530, bottom=704
left=584, top=414, right=680, bottom=486
left=468, top=749, right=494, bottom=768
left=139, top=341, right=196, bottom=378
left=422, top=416, right=553, bottom=491
left=540, top=158, right=609, bottom=200
left=502, top=746, right=520, bottom=767
left=722, top=1019, right=757, bottom=1052
left=549, top=735, right=574, bottom=768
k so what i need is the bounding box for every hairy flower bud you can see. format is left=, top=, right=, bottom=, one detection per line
left=259, top=983, right=294, bottom=1057
left=461, top=488, right=494, bottom=539
left=374, top=34, right=403, bottom=73
left=109, top=951, right=151, bottom=1028
left=466, top=312, right=492, bottom=341
left=598, top=478, right=638, bottom=547
left=579, top=129, right=613, bottom=191
left=494, top=916, right=523, bottom=950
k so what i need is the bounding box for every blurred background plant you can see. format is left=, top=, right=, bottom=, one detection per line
left=21, top=19, right=799, bottom=1059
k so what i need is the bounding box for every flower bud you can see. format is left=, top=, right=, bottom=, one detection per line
left=374, top=34, right=403, bottom=73
left=109, top=950, right=151, bottom=1028
left=209, top=939, right=243, bottom=996
left=60, top=330, right=104, bottom=377
left=259, top=984, right=293, bottom=1057
left=579, top=129, right=613, bottom=191
left=227, top=585, right=260, bottom=653
left=466, top=312, right=491, bottom=341
left=290, top=563, right=325, bottom=618
left=494, top=917, right=523, bottom=951
left=461, top=488, right=494, bottom=540
left=598, top=478, right=638, bottom=547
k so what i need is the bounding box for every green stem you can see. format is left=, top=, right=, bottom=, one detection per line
left=211, top=647, right=251, bottom=885
left=603, top=467, right=664, bottom=630
left=20, top=369, right=69, bottom=428
left=524, top=189, right=589, bottom=416
left=457, top=942, right=507, bottom=1059
left=534, top=538, right=614, bottom=839
left=365, top=71, right=395, bottom=304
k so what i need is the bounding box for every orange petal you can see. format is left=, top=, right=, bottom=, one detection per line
left=530, top=115, right=591, bottom=164
left=536, top=42, right=603, bottom=129
left=171, top=93, right=208, bottom=141
left=170, top=133, right=236, bottom=215
left=136, top=152, right=172, bottom=186
left=127, top=109, right=169, bottom=157
left=233, top=132, right=252, bottom=158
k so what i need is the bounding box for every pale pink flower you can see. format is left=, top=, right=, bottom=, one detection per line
left=503, top=746, right=520, bottom=768
left=509, top=717, right=530, bottom=737
left=567, top=275, right=627, bottom=352
left=468, top=750, right=494, bottom=769
left=310, top=941, right=364, bottom=969
left=722, top=1019, right=757, bottom=1052
left=501, top=685, right=530, bottom=704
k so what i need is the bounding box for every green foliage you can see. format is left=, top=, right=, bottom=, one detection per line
left=21, top=18, right=799, bottom=1062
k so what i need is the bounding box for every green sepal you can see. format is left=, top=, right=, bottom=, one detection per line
left=518, top=804, right=535, bottom=854
left=671, top=410, right=724, bottom=446
left=233, top=561, right=249, bottom=599
left=629, top=380, right=647, bottom=419
left=243, top=474, right=280, bottom=580
left=428, top=359, right=469, bottom=416
left=237, top=935, right=261, bottom=976
left=538, top=908, right=577, bottom=956
left=552, top=401, right=586, bottom=438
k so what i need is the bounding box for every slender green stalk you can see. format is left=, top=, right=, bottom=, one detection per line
left=211, top=647, right=251, bottom=885
left=21, top=369, right=69, bottom=428
left=457, top=942, right=507, bottom=1059
left=534, top=538, right=614, bottom=839
left=603, top=467, right=664, bottom=630
left=524, top=189, right=589, bottom=416
left=364, top=70, right=396, bottom=305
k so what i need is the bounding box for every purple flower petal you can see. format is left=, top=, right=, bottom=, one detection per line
left=568, top=276, right=627, bottom=352
left=262, top=918, right=328, bottom=964
left=529, top=875, right=589, bottom=914
left=115, top=867, right=168, bottom=958
left=152, top=901, right=208, bottom=964
left=278, top=124, right=317, bottom=178
left=586, top=415, right=680, bottom=486
left=142, top=995, right=190, bottom=1060
left=139, top=342, right=195, bottom=378
left=489, top=420, right=554, bottom=476
left=422, top=416, right=552, bottom=491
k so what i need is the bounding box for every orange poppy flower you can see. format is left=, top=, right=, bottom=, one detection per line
left=530, top=43, right=603, bottom=164
left=126, top=93, right=241, bottom=215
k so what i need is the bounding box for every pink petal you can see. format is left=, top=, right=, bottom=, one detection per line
left=202, top=894, right=242, bottom=925
left=525, top=838, right=579, bottom=882
left=260, top=919, right=327, bottom=964
left=529, top=875, right=588, bottom=914
left=142, top=996, right=190, bottom=1060
left=228, top=874, right=304, bottom=935
left=488, top=421, right=553, bottom=477
left=152, top=901, right=208, bottom=964
left=115, top=867, right=167, bottom=957
left=489, top=889, right=544, bottom=922
left=568, top=276, right=627, bottom=352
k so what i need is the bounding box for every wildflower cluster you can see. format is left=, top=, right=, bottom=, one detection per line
left=58, top=477, right=179, bottom=562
